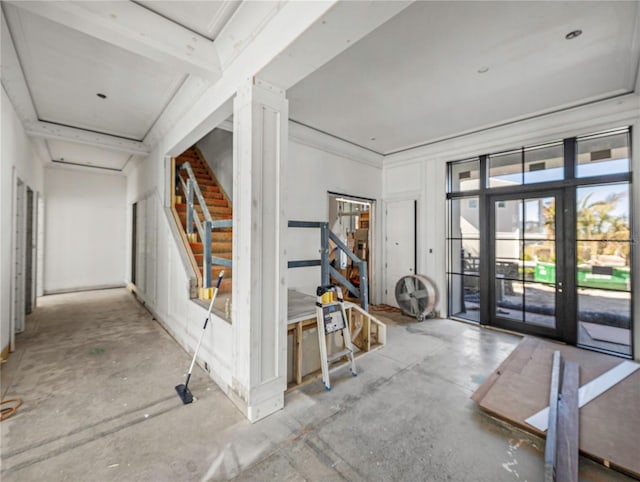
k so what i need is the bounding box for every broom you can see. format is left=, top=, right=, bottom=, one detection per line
left=175, top=271, right=224, bottom=404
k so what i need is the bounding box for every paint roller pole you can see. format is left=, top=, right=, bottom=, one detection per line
left=175, top=271, right=224, bottom=405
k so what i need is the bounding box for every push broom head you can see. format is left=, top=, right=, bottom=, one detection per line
left=175, top=384, right=193, bottom=404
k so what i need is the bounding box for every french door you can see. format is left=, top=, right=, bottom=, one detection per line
left=447, top=128, right=633, bottom=356
left=489, top=190, right=566, bottom=339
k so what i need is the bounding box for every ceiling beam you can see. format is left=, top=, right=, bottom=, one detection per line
left=1, top=7, right=38, bottom=123
left=25, top=121, right=150, bottom=156
left=7, top=1, right=222, bottom=80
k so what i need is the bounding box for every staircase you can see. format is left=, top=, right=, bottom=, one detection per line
left=174, top=147, right=232, bottom=296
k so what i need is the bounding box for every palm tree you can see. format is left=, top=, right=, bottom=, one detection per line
left=576, top=191, right=629, bottom=265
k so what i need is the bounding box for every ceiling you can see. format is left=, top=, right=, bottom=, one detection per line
left=288, top=1, right=640, bottom=155
left=5, top=4, right=185, bottom=140
left=137, top=1, right=240, bottom=41
left=1, top=1, right=239, bottom=171
left=2, top=1, right=639, bottom=171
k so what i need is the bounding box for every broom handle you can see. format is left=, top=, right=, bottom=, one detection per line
left=186, top=271, right=224, bottom=379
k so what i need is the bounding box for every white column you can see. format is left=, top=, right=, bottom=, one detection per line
left=231, top=77, right=288, bottom=421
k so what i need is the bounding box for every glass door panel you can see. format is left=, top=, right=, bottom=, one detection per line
left=491, top=193, right=562, bottom=336
left=576, top=183, right=632, bottom=355
left=447, top=196, right=481, bottom=322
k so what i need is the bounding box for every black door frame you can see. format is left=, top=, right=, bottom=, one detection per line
left=487, top=189, right=567, bottom=340
left=131, top=202, right=137, bottom=285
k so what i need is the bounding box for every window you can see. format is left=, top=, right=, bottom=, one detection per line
left=576, top=129, right=630, bottom=178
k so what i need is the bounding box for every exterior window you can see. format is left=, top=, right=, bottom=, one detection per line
left=488, top=150, right=522, bottom=188
left=524, top=143, right=564, bottom=184
left=576, top=130, right=630, bottom=178
left=447, top=197, right=480, bottom=322
left=449, top=159, right=480, bottom=193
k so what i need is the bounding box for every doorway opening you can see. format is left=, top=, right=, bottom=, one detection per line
left=328, top=192, right=374, bottom=303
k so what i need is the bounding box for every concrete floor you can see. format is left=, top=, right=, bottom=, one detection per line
left=1, top=289, right=632, bottom=481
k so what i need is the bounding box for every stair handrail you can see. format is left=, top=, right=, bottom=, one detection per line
left=287, top=221, right=368, bottom=311
left=179, top=162, right=212, bottom=223
left=177, top=161, right=232, bottom=292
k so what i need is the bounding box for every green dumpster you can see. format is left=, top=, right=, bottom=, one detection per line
left=534, top=262, right=556, bottom=283
left=577, top=265, right=630, bottom=291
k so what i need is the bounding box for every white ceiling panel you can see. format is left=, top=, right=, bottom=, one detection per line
left=3, top=3, right=186, bottom=140
left=47, top=140, right=132, bottom=171
left=288, top=1, right=640, bottom=154
left=137, top=1, right=241, bottom=40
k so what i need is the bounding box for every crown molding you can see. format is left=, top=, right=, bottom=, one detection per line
left=289, top=121, right=383, bottom=169
left=384, top=93, right=640, bottom=168
left=25, top=121, right=150, bottom=155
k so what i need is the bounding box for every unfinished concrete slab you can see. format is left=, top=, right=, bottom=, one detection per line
left=1, top=289, right=632, bottom=481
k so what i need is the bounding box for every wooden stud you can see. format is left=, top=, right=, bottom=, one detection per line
left=295, top=322, right=303, bottom=386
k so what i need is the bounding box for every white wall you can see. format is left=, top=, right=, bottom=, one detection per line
left=1, top=86, right=45, bottom=353
left=382, top=94, right=640, bottom=359
left=197, top=128, right=233, bottom=198
left=287, top=137, right=383, bottom=297
left=43, top=167, right=126, bottom=293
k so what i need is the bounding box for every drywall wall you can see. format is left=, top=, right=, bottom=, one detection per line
left=43, top=167, right=126, bottom=293
left=1, top=86, right=45, bottom=354
left=287, top=139, right=383, bottom=297
left=382, top=94, right=640, bottom=359
left=197, top=128, right=233, bottom=198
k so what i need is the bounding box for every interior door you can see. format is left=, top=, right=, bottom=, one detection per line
left=490, top=191, right=564, bottom=338
left=384, top=199, right=416, bottom=306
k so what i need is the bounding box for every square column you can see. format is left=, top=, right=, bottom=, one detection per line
left=231, top=78, right=288, bottom=422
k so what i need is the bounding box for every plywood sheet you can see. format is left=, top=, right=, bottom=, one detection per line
left=473, top=337, right=640, bottom=478
left=288, top=290, right=316, bottom=325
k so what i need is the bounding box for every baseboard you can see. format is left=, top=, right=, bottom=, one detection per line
left=43, top=284, right=126, bottom=295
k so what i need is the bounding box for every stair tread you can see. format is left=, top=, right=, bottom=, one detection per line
left=176, top=147, right=234, bottom=294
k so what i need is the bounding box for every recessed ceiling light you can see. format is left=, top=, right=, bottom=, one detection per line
left=370, top=137, right=376, bottom=141
left=565, top=29, right=582, bottom=40
left=477, top=67, right=489, bottom=74
left=96, top=93, right=107, bottom=99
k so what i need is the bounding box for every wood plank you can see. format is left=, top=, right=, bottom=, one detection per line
left=472, top=337, right=640, bottom=478
left=526, top=360, right=640, bottom=431
left=544, top=351, right=561, bottom=482
left=557, top=361, right=580, bottom=482
left=471, top=337, right=538, bottom=403
left=287, top=290, right=317, bottom=325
